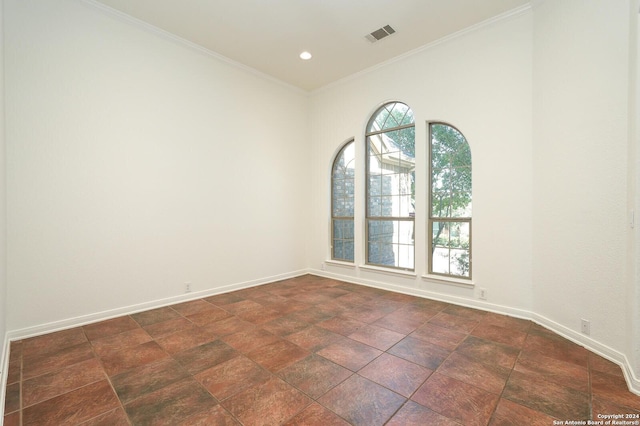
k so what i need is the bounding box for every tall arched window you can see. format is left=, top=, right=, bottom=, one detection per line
left=331, top=141, right=355, bottom=262
left=366, top=102, right=415, bottom=270
left=429, top=123, right=472, bottom=278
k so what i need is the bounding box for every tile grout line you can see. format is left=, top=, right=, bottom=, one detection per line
left=489, top=326, right=527, bottom=426
left=6, top=276, right=638, bottom=424
left=420, top=315, right=488, bottom=424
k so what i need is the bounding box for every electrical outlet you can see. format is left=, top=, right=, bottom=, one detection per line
left=185, top=282, right=191, bottom=293
left=321, top=262, right=326, bottom=270
left=581, top=319, right=590, bottom=335
left=479, top=288, right=487, bottom=300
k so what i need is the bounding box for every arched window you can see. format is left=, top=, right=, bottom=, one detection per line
left=366, top=102, right=415, bottom=270
left=331, top=140, right=355, bottom=262
left=429, top=123, right=472, bottom=278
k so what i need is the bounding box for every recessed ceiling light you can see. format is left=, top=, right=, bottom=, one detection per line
left=299, top=51, right=312, bottom=60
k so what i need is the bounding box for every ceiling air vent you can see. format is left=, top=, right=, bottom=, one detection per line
left=365, top=25, right=396, bottom=43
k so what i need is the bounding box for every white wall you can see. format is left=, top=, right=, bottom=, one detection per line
left=0, top=0, right=7, bottom=392
left=4, top=0, right=310, bottom=332
left=3, top=0, right=640, bottom=395
left=309, top=0, right=640, bottom=388
left=532, top=0, right=634, bottom=373
left=634, top=0, right=640, bottom=382
left=309, top=11, right=534, bottom=314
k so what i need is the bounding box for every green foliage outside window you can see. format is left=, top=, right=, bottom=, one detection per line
left=430, top=123, right=472, bottom=278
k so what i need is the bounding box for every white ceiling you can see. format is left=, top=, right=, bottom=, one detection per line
left=91, top=0, right=530, bottom=91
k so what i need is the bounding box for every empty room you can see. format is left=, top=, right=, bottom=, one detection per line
left=2, top=0, right=640, bottom=424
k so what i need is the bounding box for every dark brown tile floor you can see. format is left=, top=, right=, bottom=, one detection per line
left=4, top=274, right=640, bottom=425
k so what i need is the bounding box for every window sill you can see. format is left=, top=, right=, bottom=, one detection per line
left=421, top=274, right=475, bottom=289
left=360, top=264, right=417, bottom=278
left=324, top=260, right=356, bottom=269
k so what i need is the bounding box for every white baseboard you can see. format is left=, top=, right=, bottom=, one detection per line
left=532, top=313, right=640, bottom=396
left=312, top=268, right=532, bottom=320
left=0, top=269, right=306, bottom=423
left=6, top=269, right=308, bottom=342
left=311, top=267, right=640, bottom=396
left=1, top=266, right=639, bottom=423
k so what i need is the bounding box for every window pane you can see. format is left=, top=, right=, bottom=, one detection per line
left=367, top=148, right=414, bottom=219
left=369, top=154, right=383, bottom=174
left=367, top=102, right=414, bottom=134
left=449, top=222, right=470, bottom=249
left=398, top=220, right=414, bottom=245
left=333, top=219, right=354, bottom=262
left=428, top=122, right=472, bottom=279
left=343, top=241, right=354, bottom=262
left=450, top=193, right=471, bottom=217
left=345, top=199, right=354, bottom=217
left=333, top=240, right=343, bottom=260
left=333, top=145, right=355, bottom=178
left=450, top=249, right=470, bottom=277
left=432, top=168, right=446, bottom=191
left=369, top=175, right=382, bottom=196
left=367, top=219, right=414, bottom=269
left=401, top=171, right=414, bottom=195
left=430, top=124, right=471, bottom=219
left=381, top=176, right=396, bottom=195
left=431, top=192, right=448, bottom=218
left=332, top=141, right=355, bottom=263
left=368, top=220, right=392, bottom=242
left=333, top=220, right=342, bottom=239
left=432, top=221, right=449, bottom=248
left=367, top=242, right=385, bottom=265
left=366, top=102, right=415, bottom=271
left=399, top=194, right=414, bottom=217
left=382, top=195, right=394, bottom=216
left=430, top=220, right=470, bottom=278
left=384, top=127, right=415, bottom=158
left=398, top=244, right=414, bottom=269
left=368, top=196, right=381, bottom=217
left=432, top=247, right=451, bottom=274
left=333, top=198, right=345, bottom=217
left=343, top=220, right=354, bottom=240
